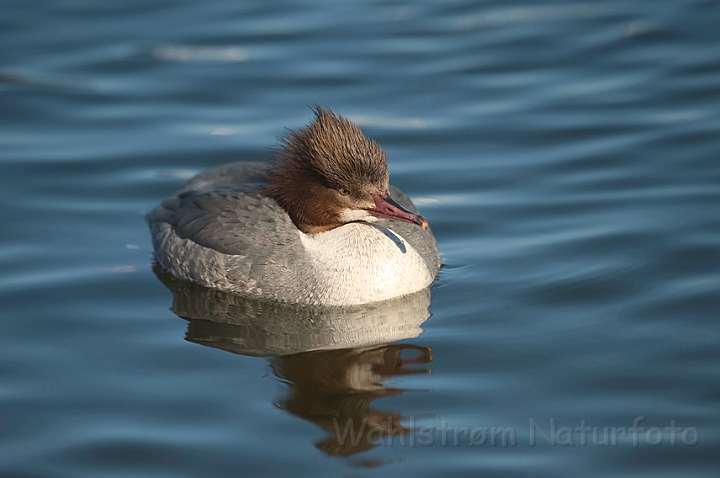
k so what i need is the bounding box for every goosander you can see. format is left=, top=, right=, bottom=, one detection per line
left=148, top=107, right=440, bottom=306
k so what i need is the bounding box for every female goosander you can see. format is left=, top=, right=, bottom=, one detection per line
left=148, top=107, right=440, bottom=306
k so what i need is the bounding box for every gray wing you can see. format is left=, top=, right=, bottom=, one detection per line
left=147, top=163, right=315, bottom=301
left=149, top=162, right=296, bottom=257
left=167, top=189, right=298, bottom=256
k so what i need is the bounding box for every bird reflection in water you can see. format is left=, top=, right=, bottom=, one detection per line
left=271, top=344, right=432, bottom=458
left=154, top=263, right=435, bottom=460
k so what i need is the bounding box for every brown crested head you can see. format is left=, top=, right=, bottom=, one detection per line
left=265, top=106, right=427, bottom=234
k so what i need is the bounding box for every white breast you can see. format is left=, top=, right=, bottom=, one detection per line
left=299, top=222, right=434, bottom=306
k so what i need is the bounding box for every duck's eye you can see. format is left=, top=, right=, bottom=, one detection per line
left=338, top=188, right=350, bottom=196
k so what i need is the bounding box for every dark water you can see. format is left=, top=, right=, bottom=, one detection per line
left=2, top=0, right=719, bottom=476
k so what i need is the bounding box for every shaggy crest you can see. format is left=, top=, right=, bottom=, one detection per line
left=272, top=107, right=389, bottom=189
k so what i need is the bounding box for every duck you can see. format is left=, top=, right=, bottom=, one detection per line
left=147, top=107, right=440, bottom=306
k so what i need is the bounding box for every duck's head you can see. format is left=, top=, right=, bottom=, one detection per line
left=265, top=107, right=428, bottom=235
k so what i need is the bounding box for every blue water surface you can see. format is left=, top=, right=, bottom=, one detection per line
left=1, top=1, right=719, bottom=476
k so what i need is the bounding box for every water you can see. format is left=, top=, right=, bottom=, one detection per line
left=2, top=0, right=719, bottom=476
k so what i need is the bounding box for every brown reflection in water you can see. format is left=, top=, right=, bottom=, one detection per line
left=271, top=345, right=433, bottom=457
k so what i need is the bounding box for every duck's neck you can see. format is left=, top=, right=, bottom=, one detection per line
left=264, top=170, right=341, bottom=234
